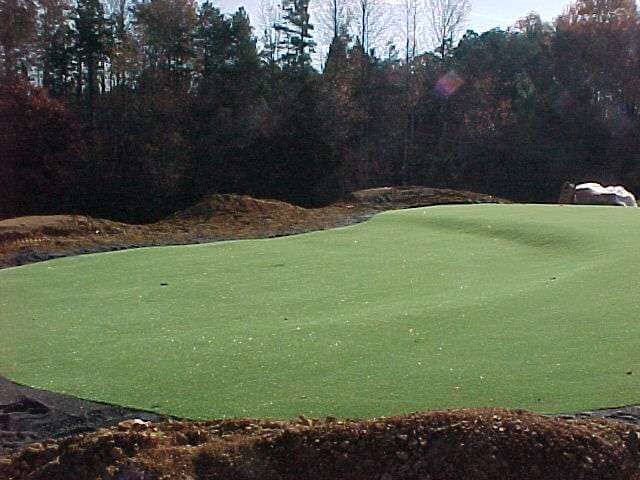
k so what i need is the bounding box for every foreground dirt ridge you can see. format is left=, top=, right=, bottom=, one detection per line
left=2, top=409, right=640, bottom=480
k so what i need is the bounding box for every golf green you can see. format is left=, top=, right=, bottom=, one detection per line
left=2, top=204, right=640, bottom=419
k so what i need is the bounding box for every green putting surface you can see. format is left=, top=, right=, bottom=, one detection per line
left=2, top=204, right=640, bottom=419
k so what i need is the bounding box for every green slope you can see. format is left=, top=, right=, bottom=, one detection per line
left=1, top=204, right=639, bottom=419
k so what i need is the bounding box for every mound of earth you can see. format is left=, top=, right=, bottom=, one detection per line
left=0, top=214, right=129, bottom=249
left=2, top=409, right=639, bottom=480
left=0, top=187, right=507, bottom=269
left=0, top=215, right=142, bottom=268
left=0, top=215, right=128, bottom=239
left=350, top=186, right=503, bottom=208
left=169, top=194, right=309, bottom=221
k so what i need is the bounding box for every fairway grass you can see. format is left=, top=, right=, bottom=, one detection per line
left=2, top=204, right=640, bottom=419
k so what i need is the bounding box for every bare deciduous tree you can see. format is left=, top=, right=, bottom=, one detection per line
left=401, top=0, right=419, bottom=184
left=353, top=0, right=392, bottom=55
left=258, top=0, right=282, bottom=67
left=425, top=0, right=470, bottom=61
left=312, top=0, right=350, bottom=42
left=403, top=0, right=420, bottom=61
left=310, top=0, right=352, bottom=66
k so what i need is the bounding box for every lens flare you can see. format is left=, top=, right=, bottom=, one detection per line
left=435, top=71, right=464, bottom=98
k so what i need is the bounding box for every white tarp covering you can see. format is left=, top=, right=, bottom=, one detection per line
left=574, top=182, right=637, bottom=207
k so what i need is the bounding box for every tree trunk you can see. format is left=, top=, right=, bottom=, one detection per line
left=76, top=60, right=83, bottom=100
left=3, top=48, right=17, bottom=81
left=87, top=55, right=96, bottom=127
left=361, top=5, right=366, bottom=52
left=333, top=0, right=338, bottom=40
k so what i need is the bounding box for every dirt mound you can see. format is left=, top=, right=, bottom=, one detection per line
left=167, top=188, right=508, bottom=229
left=0, top=215, right=128, bottom=244
left=351, top=186, right=505, bottom=208
left=169, top=194, right=309, bottom=222
left=2, top=408, right=639, bottom=480
left=0, top=187, right=509, bottom=268
left=0, top=187, right=479, bottom=268
left=0, top=215, right=143, bottom=268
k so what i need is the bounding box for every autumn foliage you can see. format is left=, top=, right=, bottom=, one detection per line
left=0, top=82, right=84, bottom=218
left=1, top=0, right=640, bottom=221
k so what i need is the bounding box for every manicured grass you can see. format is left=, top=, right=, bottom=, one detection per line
left=2, top=204, right=640, bottom=419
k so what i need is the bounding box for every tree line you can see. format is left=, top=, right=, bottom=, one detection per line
left=1, top=0, right=639, bottom=222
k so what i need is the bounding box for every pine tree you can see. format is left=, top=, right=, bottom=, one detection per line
left=72, top=0, right=110, bottom=118
left=106, top=0, right=139, bottom=87
left=275, top=0, right=315, bottom=71
left=39, top=0, right=73, bottom=96
left=230, top=7, right=259, bottom=75
left=0, top=0, right=37, bottom=80
left=194, top=1, right=231, bottom=78
left=132, top=0, right=196, bottom=72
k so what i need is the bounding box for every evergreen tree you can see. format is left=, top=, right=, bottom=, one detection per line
left=106, top=0, right=139, bottom=87
left=276, top=0, right=315, bottom=71
left=230, top=7, right=259, bottom=76
left=324, top=24, right=348, bottom=77
left=194, top=1, right=231, bottom=78
left=133, top=0, right=196, bottom=73
left=39, top=0, right=73, bottom=96
left=0, top=0, right=37, bottom=80
left=72, top=0, right=110, bottom=118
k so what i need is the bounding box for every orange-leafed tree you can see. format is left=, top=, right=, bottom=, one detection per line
left=0, top=0, right=37, bottom=80
left=0, top=81, right=85, bottom=218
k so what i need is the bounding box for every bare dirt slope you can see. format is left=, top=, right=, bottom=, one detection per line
left=5, top=187, right=640, bottom=479
left=2, top=409, right=640, bottom=480
left=0, top=187, right=505, bottom=269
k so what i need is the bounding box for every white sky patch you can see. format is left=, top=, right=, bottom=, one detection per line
left=215, top=0, right=571, bottom=30
left=468, top=9, right=513, bottom=24
left=214, top=0, right=573, bottom=65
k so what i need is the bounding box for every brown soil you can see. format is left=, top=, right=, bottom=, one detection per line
left=4, top=187, right=640, bottom=479
left=0, top=187, right=505, bottom=269
left=2, top=409, right=639, bottom=480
